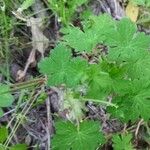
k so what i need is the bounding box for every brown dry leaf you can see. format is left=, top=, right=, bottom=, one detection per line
left=16, top=17, right=49, bottom=81
left=27, top=17, right=49, bottom=57
left=126, top=2, right=139, bottom=22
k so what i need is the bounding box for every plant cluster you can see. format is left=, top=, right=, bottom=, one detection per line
left=0, top=0, right=150, bottom=149
left=38, top=14, right=150, bottom=149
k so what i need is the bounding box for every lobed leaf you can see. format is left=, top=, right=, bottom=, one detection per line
left=52, top=120, right=105, bottom=150
left=38, top=44, right=88, bottom=87
left=112, top=133, right=134, bottom=150
left=62, top=14, right=115, bottom=52
left=106, top=18, right=150, bottom=62
left=108, top=87, right=150, bottom=122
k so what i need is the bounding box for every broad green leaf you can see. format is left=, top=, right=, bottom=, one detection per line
left=106, top=18, right=150, bottom=62
left=38, top=44, right=88, bottom=87
left=85, top=60, right=131, bottom=99
left=0, top=84, right=14, bottom=107
left=52, top=120, right=105, bottom=150
left=86, top=64, right=112, bottom=100
left=131, top=88, right=150, bottom=121
left=62, top=14, right=115, bottom=52
left=99, top=60, right=131, bottom=95
left=109, top=87, right=150, bottom=122
left=67, top=57, right=88, bottom=87
left=62, top=26, right=98, bottom=52
left=112, top=79, right=132, bottom=95
left=38, top=44, right=71, bottom=86
left=0, top=126, right=8, bottom=143
left=108, top=96, right=133, bottom=122
left=127, top=55, right=150, bottom=82
left=112, top=133, right=134, bottom=150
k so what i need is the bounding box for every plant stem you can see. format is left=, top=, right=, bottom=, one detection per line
left=79, top=98, right=118, bottom=108
left=2, top=6, right=10, bottom=81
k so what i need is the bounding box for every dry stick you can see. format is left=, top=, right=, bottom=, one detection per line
left=123, top=123, right=127, bottom=132
left=46, top=97, right=52, bottom=150
left=1, top=108, right=19, bottom=118
left=135, top=119, right=144, bottom=139
left=6, top=118, right=19, bottom=144
left=113, top=0, right=118, bottom=17
left=127, top=124, right=137, bottom=131
left=17, top=48, right=36, bottom=81
left=97, top=0, right=111, bottom=14
left=4, top=117, right=17, bottom=145
left=23, top=49, right=36, bottom=74
left=0, top=77, right=45, bottom=95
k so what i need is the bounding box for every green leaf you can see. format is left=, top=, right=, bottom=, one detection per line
left=127, top=55, right=150, bottom=82
left=62, top=14, right=115, bottom=52
left=131, top=88, right=150, bottom=121
left=62, top=26, right=97, bottom=52
left=9, top=144, right=27, bottom=150
left=86, top=64, right=112, bottom=100
left=106, top=18, right=150, bottom=62
left=0, top=84, right=14, bottom=107
left=109, top=87, right=150, bottom=122
left=112, top=79, right=132, bottom=95
left=0, top=126, right=8, bottom=143
left=112, top=133, right=134, bottom=150
left=85, top=60, right=130, bottom=99
left=38, top=44, right=88, bottom=87
left=52, top=120, right=105, bottom=150
left=38, top=44, right=71, bottom=86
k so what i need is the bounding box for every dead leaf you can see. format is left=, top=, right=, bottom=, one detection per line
left=126, top=2, right=139, bottom=22
left=15, top=17, right=49, bottom=81
left=27, top=17, right=49, bottom=57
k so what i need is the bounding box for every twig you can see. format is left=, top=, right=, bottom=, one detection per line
left=46, top=97, right=52, bottom=150
left=135, top=119, right=144, bottom=139
left=123, top=123, right=127, bottom=132
left=17, top=49, right=36, bottom=81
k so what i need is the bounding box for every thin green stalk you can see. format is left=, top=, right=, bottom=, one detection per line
left=78, top=98, right=118, bottom=108
left=2, top=7, right=10, bottom=81
left=5, top=90, right=41, bottom=148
